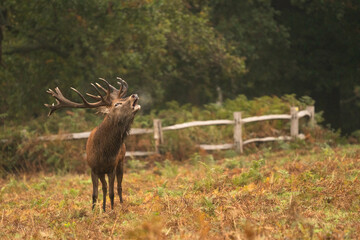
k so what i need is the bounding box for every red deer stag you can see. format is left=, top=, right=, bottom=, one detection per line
left=45, top=78, right=140, bottom=211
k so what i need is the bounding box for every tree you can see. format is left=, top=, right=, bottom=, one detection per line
left=0, top=0, right=245, bottom=119
left=203, top=0, right=360, bottom=133
left=273, top=0, right=360, bottom=133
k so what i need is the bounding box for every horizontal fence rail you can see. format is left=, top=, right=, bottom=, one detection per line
left=4, top=106, right=315, bottom=156
left=242, top=114, right=290, bottom=123
left=37, top=128, right=153, bottom=141
left=125, top=151, right=156, bottom=157
left=162, top=119, right=234, bottom=131
left=199, top=134, right=306, bottom=151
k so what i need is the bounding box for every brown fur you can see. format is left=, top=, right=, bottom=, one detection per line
left=86, top=95, right=140, bottom=211
left=45, top=79, right=140, bottom=212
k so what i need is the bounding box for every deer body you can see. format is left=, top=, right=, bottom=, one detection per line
left=45, top=78, right=140, bottom=211
left=86, top=110, right=135, bottom=210
left=87, top=116, right=130, bottom=174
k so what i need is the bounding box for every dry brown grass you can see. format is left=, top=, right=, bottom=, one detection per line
left=1, top=144, right=359, bottom=239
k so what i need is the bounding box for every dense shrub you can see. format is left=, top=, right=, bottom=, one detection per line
left=0, top=94, right=335, bottom=175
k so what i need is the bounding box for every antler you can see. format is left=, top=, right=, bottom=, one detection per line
left=116, top=77, right=128, bottom=98
left=45, top=77, right=128, bottom=116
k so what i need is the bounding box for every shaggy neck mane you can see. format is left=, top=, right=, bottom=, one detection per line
left=93, top=114, right=134, bottom=158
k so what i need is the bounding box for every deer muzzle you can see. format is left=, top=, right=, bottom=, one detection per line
left=131, top=94, right=141, bottom=112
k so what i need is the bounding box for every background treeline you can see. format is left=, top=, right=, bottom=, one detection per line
left=0, top=0, right=359, bottom=134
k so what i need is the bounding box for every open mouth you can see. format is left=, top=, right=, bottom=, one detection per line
left=132, top=98, right=138, bottom=108
left=132, top=98, right=141, bottom=112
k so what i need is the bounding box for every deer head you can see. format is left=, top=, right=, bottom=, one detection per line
left=44, top=77, right=141, bottom=119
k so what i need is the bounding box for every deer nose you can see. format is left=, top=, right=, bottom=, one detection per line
left=131, top=94, right=138, bottom=99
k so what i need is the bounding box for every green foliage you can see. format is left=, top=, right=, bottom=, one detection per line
left=0, top=0, right=359, bottom=136
left=200, top=196, right=216, bottom=216
left=232, top=159, right=265, bottom=186
left=189, top=152, right=202, bottom=166
left=127, top=158, right=147, bottom=173
left=154, top=160, right=178, bottom=178
left=193, top=160, right=223, bottom=192
left=189, top=0, right=360, bottom=133
left=0, top=129, right=87, bottom=176
left=223, top=158, right=242, bottom=170
left=0, top=94, right=334, bottom=175
left=350, top=130, right=360, bottom=143
left=208, top=0, right=291, bottom=97
left=0, top=0, right=245, bottom=119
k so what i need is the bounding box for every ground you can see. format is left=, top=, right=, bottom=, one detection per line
left=0, top=144, right=359, bottom=239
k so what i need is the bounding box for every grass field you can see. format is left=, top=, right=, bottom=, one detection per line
left=0, top=144, right=359, bottom=239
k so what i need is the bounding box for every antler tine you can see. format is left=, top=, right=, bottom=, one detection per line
left=44, top=101, right=59, bottom=116
left=117, top=81, right=123, bottom=96
left=96, top=78, right=113, bottom=101
left=70, top=87, right=91, bottom=106
left=51, top=87, right=65, bottom=100
left=99, top=78, right=117, bottom=91
left=95, top=82, right=107, bottom=93
left=90, top=83, right=107, bottom=103
left=116, top=77, right=128, bottom=89
left=116, top=77, right=128, bottom=98
left=86, top=93, right=102, bottom=101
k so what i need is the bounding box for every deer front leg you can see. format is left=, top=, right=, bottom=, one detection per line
left=116, top=161, right=124, bottom=203
left=108, top=172, right=116, bottom=210
left=116, top=144, right=126, bottom=204
left=99, top=174, right=107, bottom=212
left=91, top=171, right=99, bottom=210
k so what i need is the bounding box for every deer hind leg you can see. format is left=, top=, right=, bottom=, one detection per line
left=116, top=161, right=124, bottom=203
left=108, top=171, right=116, bottom=210
left=91, top=171, right=99, bottom=210
left=99, top=174, right=107, bottom=212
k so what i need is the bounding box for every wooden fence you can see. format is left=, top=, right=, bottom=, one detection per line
left=38, top=106, right=315, bottom=157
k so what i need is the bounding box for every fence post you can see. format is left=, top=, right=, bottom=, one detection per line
left=306, top=106, right=315, bottom=128
left=153, top=119, right=163, bottom=154
left=233, top=112, right=243, bottom=154
left=290, top=107, right=299, bottom=139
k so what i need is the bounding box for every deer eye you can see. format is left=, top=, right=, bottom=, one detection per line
left=114, top=102, right=122, bottom=107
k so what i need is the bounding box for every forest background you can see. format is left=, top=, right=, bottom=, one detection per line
left=1, top=2, right=360, bottom=238
left=0, top=0, right=359, bottom=134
